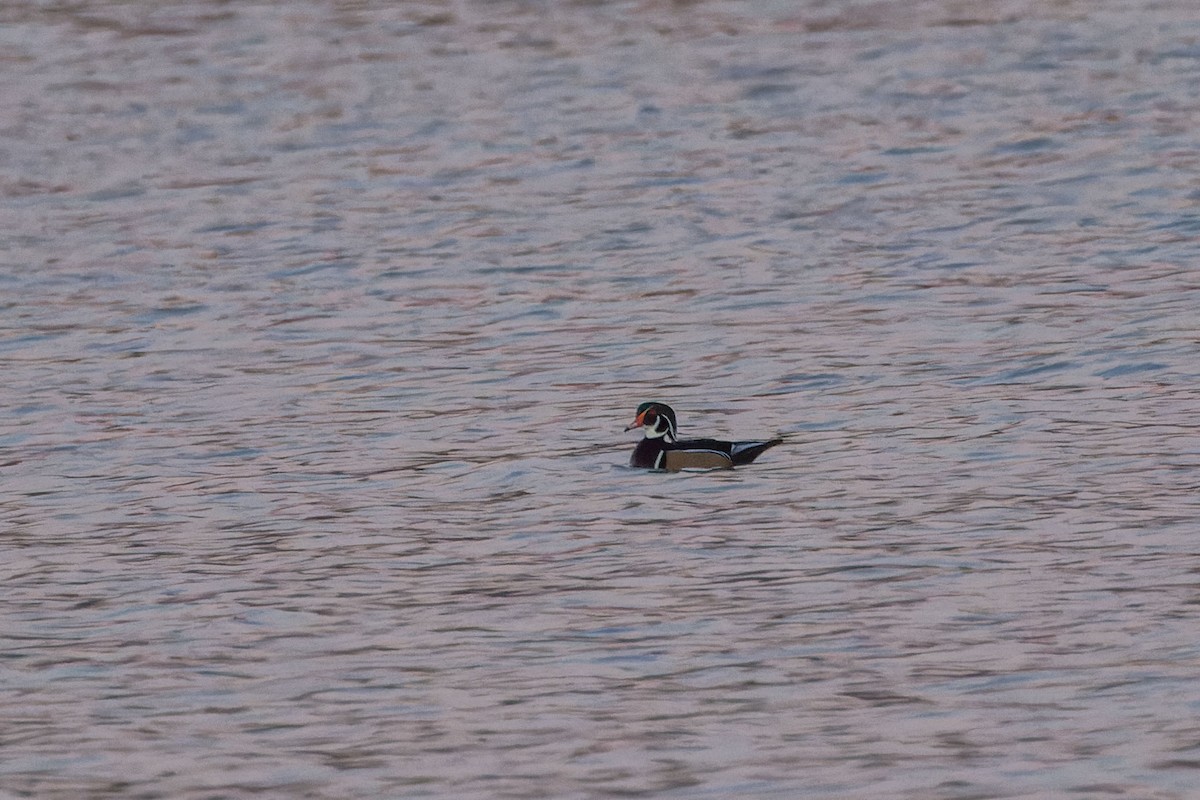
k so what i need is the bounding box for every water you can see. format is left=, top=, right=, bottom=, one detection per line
left=4, top=1, right=1200, bottom=797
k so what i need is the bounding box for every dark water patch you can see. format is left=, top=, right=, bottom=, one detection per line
left=84, top=183, right=146, bottom=201
left=1159, top=43, right=1200, bottom=61
left=990, top=136, right=1058, bottom=154
left=267, top=261, right=357, bottom=279
left=880, top=145, right=950, bottom=156
left=196, top=221, right=274, bottom=235
left=1095, top=362, right=1168, bottom=379
left=1153, top=214, right=1200, bottom=234
left=742, top=83, right=795, bottom=100
left=961, top=360, right=1078, bottom=385
left=129, top=304, right=209, bottom=324
left=836, top=170, right=889, bottom=185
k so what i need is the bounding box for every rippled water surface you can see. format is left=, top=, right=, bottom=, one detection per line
left=5, top=1, right=1200, bottom=797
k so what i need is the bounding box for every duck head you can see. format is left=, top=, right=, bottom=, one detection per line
left=624, top=401, right=677, bottom=442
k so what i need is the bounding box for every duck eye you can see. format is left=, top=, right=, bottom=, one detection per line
left=644, top=409, right=657, bottom=422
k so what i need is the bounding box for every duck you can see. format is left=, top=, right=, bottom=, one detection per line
left=625, top=401, right=782, bottom=471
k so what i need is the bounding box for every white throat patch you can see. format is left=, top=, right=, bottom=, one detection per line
left=644, top=418, right=675, bottom=442
left=643, top=422, right=667, bottom=439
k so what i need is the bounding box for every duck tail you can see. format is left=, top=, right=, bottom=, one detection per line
left=729, top=438, right=783, bottom=465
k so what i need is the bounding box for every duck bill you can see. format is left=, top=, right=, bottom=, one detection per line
left=623, top=410, right=647, bottom=431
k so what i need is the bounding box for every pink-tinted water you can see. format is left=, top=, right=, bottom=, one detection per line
left=3, top=1, right=1200, bottom=798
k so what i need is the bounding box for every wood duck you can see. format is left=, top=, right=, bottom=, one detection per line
left=625, top=401, right=782, bottom=471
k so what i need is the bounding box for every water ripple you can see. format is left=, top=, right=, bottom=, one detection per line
left=3, top=1, right=1200, bottom=799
